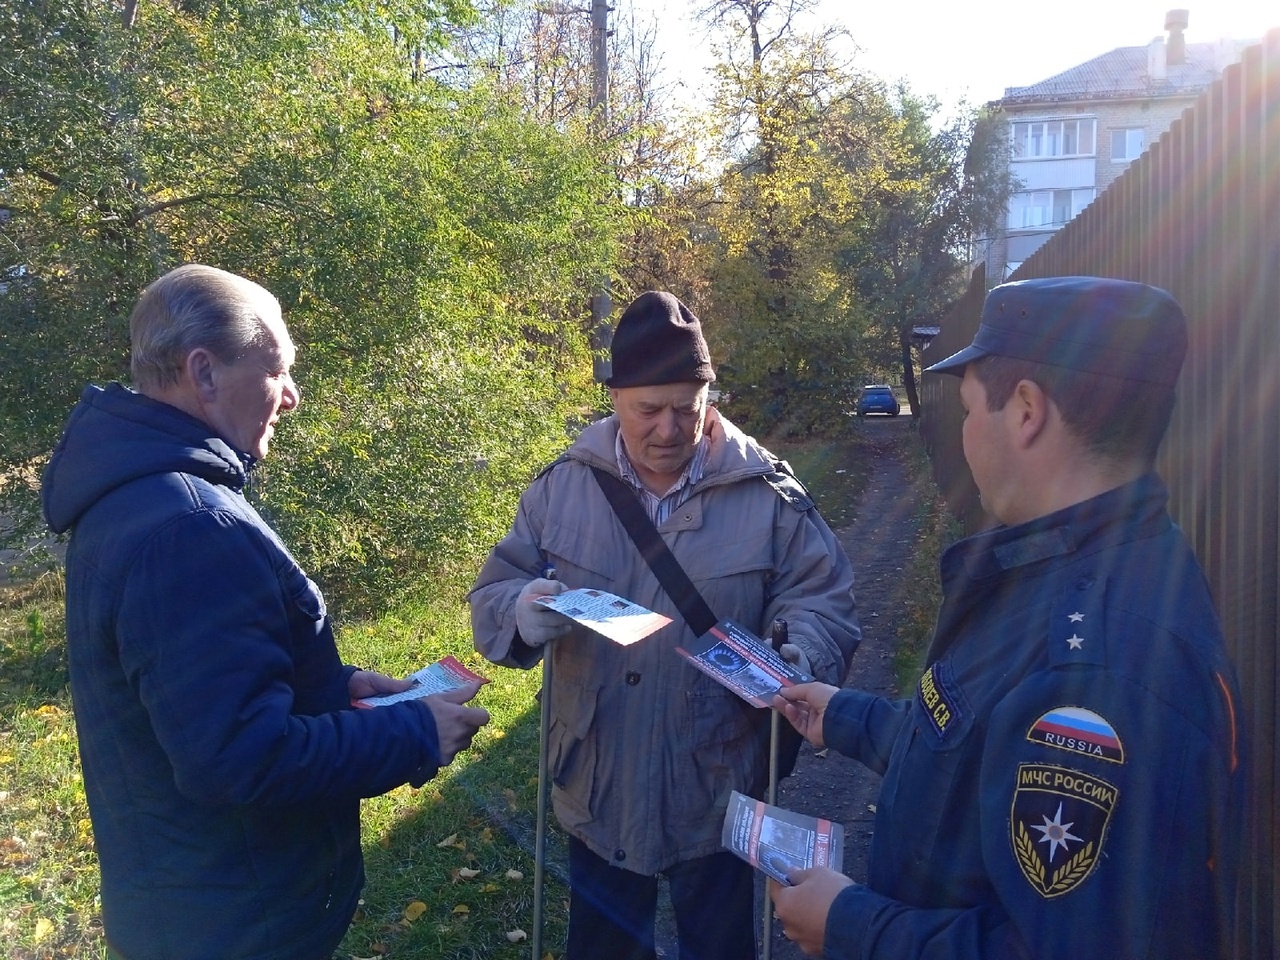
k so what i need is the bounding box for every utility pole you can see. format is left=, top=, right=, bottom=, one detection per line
left=589, top=0, right=613, bottom=384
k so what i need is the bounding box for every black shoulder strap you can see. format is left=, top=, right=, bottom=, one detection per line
left=590, top=466, right=718, bottom=637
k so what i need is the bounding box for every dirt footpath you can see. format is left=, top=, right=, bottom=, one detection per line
left=652, top=419, right=928, bottom=957
left=760, top=420, right=926, bottom=960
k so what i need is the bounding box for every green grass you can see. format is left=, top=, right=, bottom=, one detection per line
left=885, top=438, right=963, bottom=693
left=0, top=577, right=564, bottom=960
left=0, top=424, right=950, bottom=960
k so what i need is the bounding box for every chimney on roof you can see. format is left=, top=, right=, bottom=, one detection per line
left=1166, top=9, right=1189, bottom=65
left=1148, top=35, right=1167, bottom=80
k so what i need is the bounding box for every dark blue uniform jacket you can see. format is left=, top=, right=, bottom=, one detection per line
left=42, top=384, right=445, bottom=960
left=822, top=475, right=1243, bottom=960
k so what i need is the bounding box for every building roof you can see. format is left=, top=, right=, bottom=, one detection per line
left=997, top=41, right=1239, bottom=106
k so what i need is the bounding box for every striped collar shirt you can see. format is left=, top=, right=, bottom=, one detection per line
left=614, top=429, right=710, bottom=526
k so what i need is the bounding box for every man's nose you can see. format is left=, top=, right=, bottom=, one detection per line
left=280, top=373, right=301, bottom=410
left=654, top=408, right=680, bottom=437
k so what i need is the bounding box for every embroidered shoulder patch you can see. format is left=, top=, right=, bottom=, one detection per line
left=916, top=663, right=957, bottom=737
left=1027, top=706, right=1125, bottom=764
left=1011, top=763, right=1117, bottom=898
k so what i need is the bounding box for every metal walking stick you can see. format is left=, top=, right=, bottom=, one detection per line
left=762, top=617, right=788, bottom=960
left=532, top=567, right=556, bottom=960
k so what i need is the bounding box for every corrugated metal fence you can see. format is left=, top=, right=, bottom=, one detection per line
left=920, top=28, right=1279, bottom=958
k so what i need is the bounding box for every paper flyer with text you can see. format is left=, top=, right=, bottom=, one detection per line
left=533, top=587, right=672, bottom=646
left=675, top=618, right=814, bottom=707
left=353, top=655, right=491, bottom=708
left=721, top=790, right=844, bottom=885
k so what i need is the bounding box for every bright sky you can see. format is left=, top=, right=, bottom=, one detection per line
left=627, top=0, right=1277, bottom=118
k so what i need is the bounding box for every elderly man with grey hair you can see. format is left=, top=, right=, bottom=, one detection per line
left=471, top=290, right=861, bottom=960
left=42, top=264, right=490, bottom=960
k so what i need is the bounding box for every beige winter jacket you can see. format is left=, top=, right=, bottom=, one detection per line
left=469, top=409, right=860, bottom=874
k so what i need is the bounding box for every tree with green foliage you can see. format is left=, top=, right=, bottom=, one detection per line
left=689, top=2, right=897, bottom=432
left=846, top=99, right=1013, bottom=414
left=675, top=1, right=1013, bottom=432
left=0, top=0, right=624, bottom=613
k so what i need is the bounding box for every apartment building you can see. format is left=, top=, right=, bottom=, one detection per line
left=982, top=10, right=1248, bottom=282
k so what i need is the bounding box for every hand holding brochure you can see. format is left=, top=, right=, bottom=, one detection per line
left=675, top=618, right=814, bottom=707
left=533, top=587, right=672, bottom=646
left=353, top=655, right=490, bottom=708
left=721, top=790, right=844, bottom=885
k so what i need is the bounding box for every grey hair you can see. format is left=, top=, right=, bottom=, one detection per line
left=130, top=264, right=279, bottom=390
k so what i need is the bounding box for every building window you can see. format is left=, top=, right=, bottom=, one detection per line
left=1007, top=188, right=1096, bottom=230
left=1011, top=119, right=1097, bottom=159
left=1111, top=128, right=1145, bottom=161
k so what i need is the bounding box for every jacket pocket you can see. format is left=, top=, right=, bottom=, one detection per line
left=550, top=675, right=602, bottom=820
left=878, top=664, right=974, bottom=867
left=675, top=681, right=758, bottom=822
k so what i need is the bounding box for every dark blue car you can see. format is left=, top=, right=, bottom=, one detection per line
left=856, top=384, right=901, bottom=417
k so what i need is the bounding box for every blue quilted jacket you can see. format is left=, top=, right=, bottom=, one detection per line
left=43, top=383, right=445, bottom=960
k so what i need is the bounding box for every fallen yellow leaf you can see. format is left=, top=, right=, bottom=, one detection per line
left=452, top=903, right=470, bottom=915
left=403, top=900, right=428, bottom=922
left=505, top=868, right=524, bottom=881
left=33, top=917, right=55, bottom=941
left=480, top=882, right=500, bottom=893
left=506, top=929, right=528, bottom=943
left=436, top=833, right=458, bottom=848
left=480, top=827, right=493, bottom=842
left=35, top=705, right=62, bottom=717
left=457, top=867, right=481, bottom=879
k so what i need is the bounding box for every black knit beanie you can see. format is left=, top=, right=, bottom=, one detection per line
left=606, top=291, right=716, bottom=388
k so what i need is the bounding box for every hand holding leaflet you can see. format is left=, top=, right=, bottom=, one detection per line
left=675, top=619, right=814, bottom=707
left=353, top=655, right=491, bottom=708
left=721, top=790, right=844, bottom=885
left=533, top=587, right=672, bottom=646
left=517, top=577, right=571, bottom=647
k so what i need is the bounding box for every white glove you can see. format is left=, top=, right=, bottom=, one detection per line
left=515, top=578, right=572, bottom=647
left=779, top=642, right=813, bottom=678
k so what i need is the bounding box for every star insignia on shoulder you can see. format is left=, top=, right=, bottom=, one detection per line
left=1068, top=612, right=1085, bottom=623
left=1066, top=634, right=1085, bottom=650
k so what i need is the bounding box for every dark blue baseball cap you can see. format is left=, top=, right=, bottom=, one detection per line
left=925, top=276, right=1188, bottom=386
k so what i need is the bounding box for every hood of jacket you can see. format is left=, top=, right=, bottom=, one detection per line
left=42, top=383, right=248, bottom=534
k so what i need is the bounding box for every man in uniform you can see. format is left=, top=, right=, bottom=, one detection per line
left=770, top=276, right=1243, bottom=960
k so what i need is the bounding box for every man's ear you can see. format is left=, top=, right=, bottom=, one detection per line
left=184, top=348, right=218, bottom=402
left=1010, top=378, right=1051, bottom=448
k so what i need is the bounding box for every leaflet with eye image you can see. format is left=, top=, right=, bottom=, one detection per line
left=353, top=655, right=491, bottom=708
left=533, top=587, right=673, bottom=646
left=721, top=790, right=844, bottom=886
left=675, top=618, right=814, bottom=707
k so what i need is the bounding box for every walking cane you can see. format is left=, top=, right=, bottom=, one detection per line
left=532, top=566, right=556, bottom=960
left=762, top=618, right=788, bottom=960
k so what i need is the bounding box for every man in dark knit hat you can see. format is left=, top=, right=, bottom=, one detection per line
left=471, top=290, right=860, bottom=960
left=770, top=277, right=1244, bottom=960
